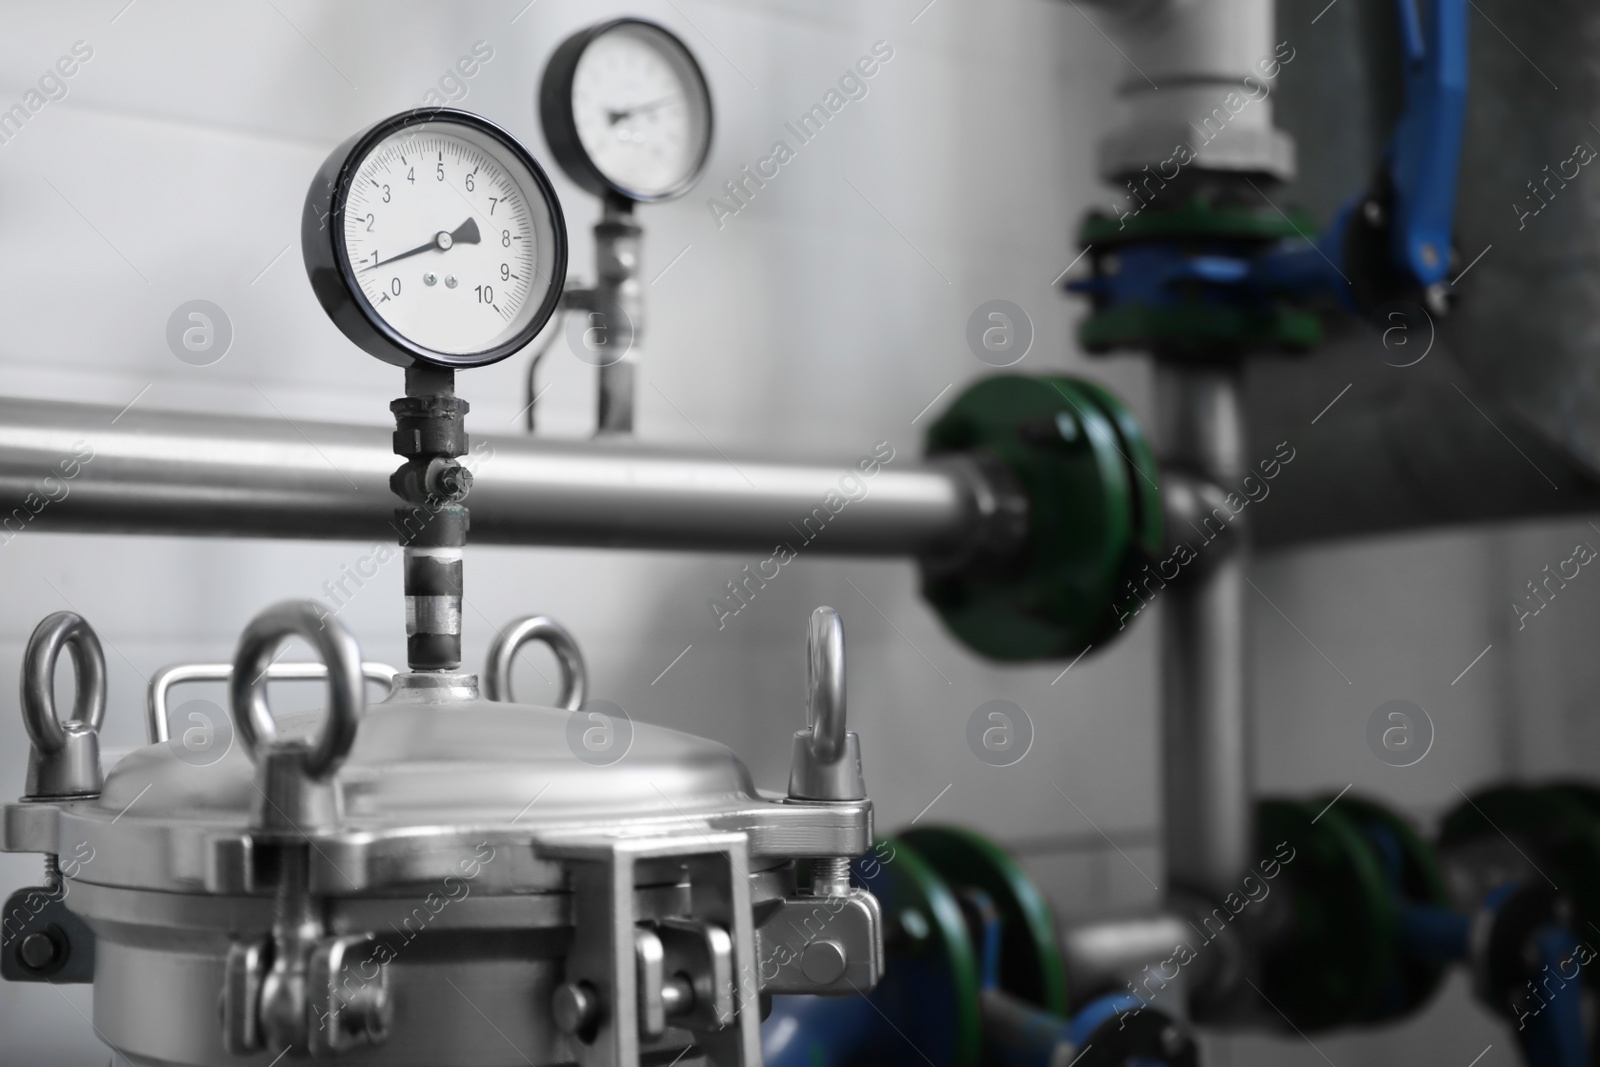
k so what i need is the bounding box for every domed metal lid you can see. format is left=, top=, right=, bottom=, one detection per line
left=97, top=680, right=761, bottom=831
left=3, top=603, right=873, bottom=897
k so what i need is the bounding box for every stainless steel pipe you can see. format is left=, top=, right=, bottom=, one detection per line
left=0, top=396, right=1006, bottom=558
left=1061, top=912, right=1214, bottom=1005
left=1155, top=365, right=1255, bottom=903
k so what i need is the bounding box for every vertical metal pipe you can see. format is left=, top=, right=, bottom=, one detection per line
left=1155, top=364, right=1254, bottom=902
left=594, top=198, right=642, bottom=437
left=392, top=366, right=469, bottom=673
left=1082, top=0, right=1294, bottom=182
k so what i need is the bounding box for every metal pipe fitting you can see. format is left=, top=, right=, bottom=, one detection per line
left=593, top=199, right=643, bottom=437
left=392, top=366, right=469, bottom=673
left=1079, top=0, right=1296, bottom=181
left=1060, top=911, right=1209, bottom=1004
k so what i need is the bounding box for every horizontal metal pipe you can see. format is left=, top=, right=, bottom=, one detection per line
left=0, top=397, right=1005, bottom=558
left=1060, top=912, right=1201, bottom=1004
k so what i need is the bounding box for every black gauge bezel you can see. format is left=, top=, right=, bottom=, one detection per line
left=302, top=107, right=569, bottom=370
left=539, top=18, right=714, bottom=203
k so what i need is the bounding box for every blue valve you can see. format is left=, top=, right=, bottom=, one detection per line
left=1266, top=0, right=1468, bottom=310
left=760, top=847, right=1196, bottom=1067
left=1393, top=879, right=1592, bottom=1067
left=1351, top=803, right=1592, bottom=1067
left=1068, top=0, right=1470, bottom=357
left=1387, top=0, right=1469, bottom=291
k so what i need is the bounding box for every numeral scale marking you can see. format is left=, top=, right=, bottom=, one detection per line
left=343, top=134, right=537, bottom=322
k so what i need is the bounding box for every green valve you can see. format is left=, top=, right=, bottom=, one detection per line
left=1335, top=795, right=1453, bottom=1023
left=922, top=375, right=1162, bottom=662
left=901, top=825, right=1070, bottom=1017
left=856, top=837, right=986, bottom=1067
left=1256, top=798, right=1398, bottom=1031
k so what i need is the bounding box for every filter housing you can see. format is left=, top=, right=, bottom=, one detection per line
left=1, top=604, right=882, bottom=1067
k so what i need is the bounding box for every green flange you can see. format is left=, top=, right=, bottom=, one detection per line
left=1440, top=783, right=1600, bottom=951
left=1078, top=197, right=1316, bottom=247
left=1078, top=302, right=1323, bottom=359
left=1074, top=196, right=1325, bottom=357
left=922, top=375, right=1162, bottom=661
left=900, top=825, right=1070, bottom=1017
left=1256, top=798, right=1397, bottom=1031
left=1336, top=795, right=1453, bottom=1022
left=856, top=837, right=986, bottom=1067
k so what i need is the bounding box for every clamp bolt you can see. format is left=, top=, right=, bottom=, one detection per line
left=553, top=981, right=601, bottom=1039
left=18, top=930, right=61, bottom=971
left=800, top=940, right=848, bottom=985
left=340, top=984, right=392, bottom=1044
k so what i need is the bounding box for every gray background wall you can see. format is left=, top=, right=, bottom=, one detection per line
left=0, top=2, right=1585, bottom=1064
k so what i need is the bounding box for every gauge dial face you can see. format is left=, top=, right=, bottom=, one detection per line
left=548, top=20, right=712, bottom=201
left=330, top=117, right=564, bottom=363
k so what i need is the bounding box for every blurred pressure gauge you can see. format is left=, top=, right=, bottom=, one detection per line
left=303, top=108, right=568, bottom=369
left=540, top=18, right=713, bottom=202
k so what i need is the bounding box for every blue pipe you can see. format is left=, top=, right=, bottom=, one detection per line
left=983, top=992, right=1154, bottom=1067
left=761, top=994, right=876, bottom=1067
left=1397, top=903, right=1471, bottom=964
left=1520, top=927, right=1589, bottom=1067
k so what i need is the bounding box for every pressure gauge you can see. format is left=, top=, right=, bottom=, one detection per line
left=540, top=18, right=713, bottom=202
left=303, top=108, right=568, bottom=369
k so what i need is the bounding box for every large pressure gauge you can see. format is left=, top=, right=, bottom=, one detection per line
left=303, top=108, right=567, bottom=369
left=540, top=18, right=713, bottom=202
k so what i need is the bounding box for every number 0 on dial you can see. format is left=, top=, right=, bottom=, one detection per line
left=303, top=108, right=568, bottom=369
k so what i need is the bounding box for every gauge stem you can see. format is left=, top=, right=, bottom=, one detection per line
left=390, top=366, right=469, bottom=672
left=594, top=197, right=642, bottom=437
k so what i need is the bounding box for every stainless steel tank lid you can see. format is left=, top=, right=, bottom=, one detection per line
left=11, top=681, right=868, bottom=896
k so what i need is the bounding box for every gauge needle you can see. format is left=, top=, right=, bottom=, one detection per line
left=361, top=218, right=480, bottom=271
left=607, top=96, right=678, bottom=124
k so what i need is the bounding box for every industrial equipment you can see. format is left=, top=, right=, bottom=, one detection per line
left=539, top=18, right=713, bottom=205
left=1, top=2, right=1589, bottom=1064
left=0, top=108, right=885, bottom=1067
left=1248, top=790, right=1596, bottom=1066
left=303, top=107, right=569, bottom=371
left=762, top=827, right=1199, bottom=1067
left=530, top=17, right=713, bottom=435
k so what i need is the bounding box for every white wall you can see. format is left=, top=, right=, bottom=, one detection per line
left=0, top=2, right=1588, bottom=1065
